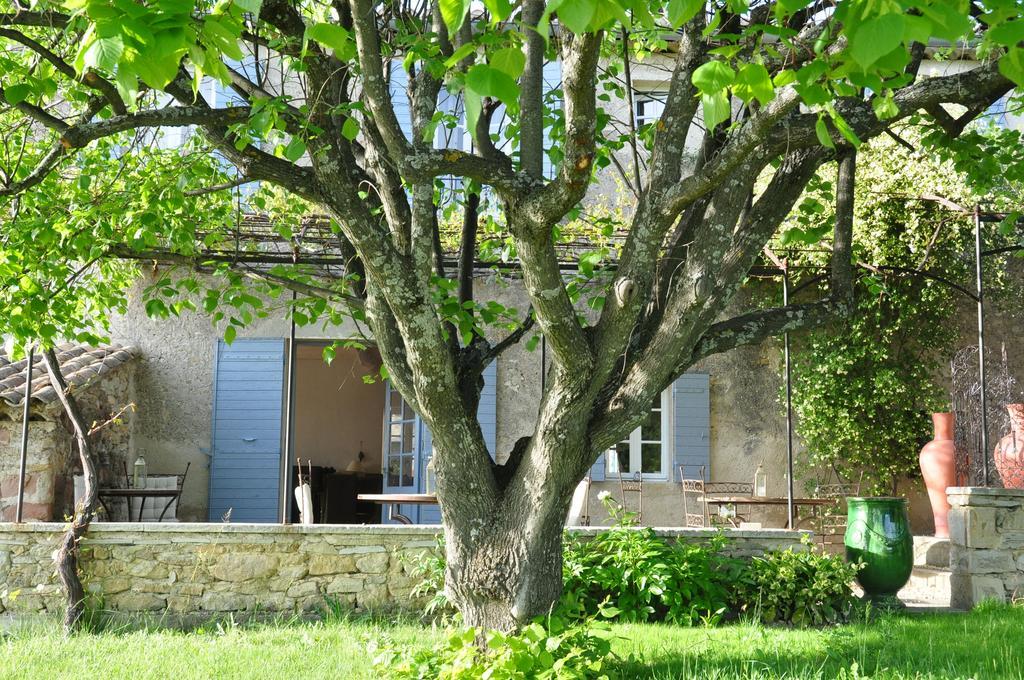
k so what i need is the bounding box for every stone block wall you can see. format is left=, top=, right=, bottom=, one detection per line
left=948, top=487, right=1024, bottom=609
left=0, top=420, right=71, bottom=522
left=0, top=523, right=808, bottom=618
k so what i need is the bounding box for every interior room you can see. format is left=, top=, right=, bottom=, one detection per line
left=290, top=342, right=385, bottom=523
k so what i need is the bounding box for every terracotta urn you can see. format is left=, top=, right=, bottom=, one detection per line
left=995, top=404, right=1024, bottom=489
left=919, top=412, right=956, bottom=538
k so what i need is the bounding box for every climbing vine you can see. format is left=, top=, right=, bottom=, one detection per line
left=778, top=128, right=1022, bottom=493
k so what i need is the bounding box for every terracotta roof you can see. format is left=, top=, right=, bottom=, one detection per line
left=0, top=343, right=137, bottom=407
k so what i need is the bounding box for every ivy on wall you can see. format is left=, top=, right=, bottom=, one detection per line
left=776, top=129, right=1021, bottom=494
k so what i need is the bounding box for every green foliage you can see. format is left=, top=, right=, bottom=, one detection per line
left=561, top=497, right=739, bottom=625
left=778, top=134, right=1019, bottom=493
left=734, top=545, right=862, bottom=626
left=402, top=534, right=454, bottom=623
left=369, top=615, right=623, bottom=680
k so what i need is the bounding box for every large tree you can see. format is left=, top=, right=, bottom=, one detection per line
left=1, top=0, right=1022, bottom=630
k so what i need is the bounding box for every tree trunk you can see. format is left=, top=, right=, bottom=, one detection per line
left=41, top=348, right=97, bottom=635
left=444, top=498, right=569, bottom=632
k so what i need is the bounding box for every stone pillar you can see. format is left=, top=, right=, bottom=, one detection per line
left=947, top=486, right=1024, bottom=610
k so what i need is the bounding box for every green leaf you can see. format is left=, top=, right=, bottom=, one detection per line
left=306, top=22, right=356, bottom=61
left=490, top=47, right=526, bottom=80
left=814, top=115, right=834, bottom=149
left=465, top=64, right=520, bottom=110
left=83, top=36, right=125, bottom=73
left=2, top=84, right=32, bottom=106
left=439, top=0, right=472, bottom=34
left=342, top=116, right=360, bottom=141
left=692, top=61, right=735, bottom=94
left=482, top=0, right=514, bottom=21
left=733, top=63, right=775, bottom=106
left=848, top=14, right=905, bottom=69
left=444, top=43, right=477, bottom=68
left=554, top=0, right=597, bottom=34
left=223, top=325, right=237, bottom=345
left=233, top=0, right=262, bottom=13
left=667, top=0, right=703, bottom=28
left=988, top=20, right=1024, bottom=47
left=998, top=48, right=1024, bottom=88
left=464, top=87, right=482, bottom=140
left=282, top=136, right=306, bottom=162
left=701, top=91, right=730, bottom=130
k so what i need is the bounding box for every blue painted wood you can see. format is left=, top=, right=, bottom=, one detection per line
left=478, top=361, right=497, bottom=459
left=383, top=381, right=419, bottom=524
left=672, top=373, right=710, bottom=482
left=542, top=61, right=562, bottom=179
left=208, top=338, right=285, bottom=522
left=389, top=63, right=412, bottom=137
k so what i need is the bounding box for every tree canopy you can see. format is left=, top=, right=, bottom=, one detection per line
left=2, top=0, right=1023, bottom=630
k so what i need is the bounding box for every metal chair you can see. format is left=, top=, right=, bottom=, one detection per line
left=705, top=480, right=753, bottom=527
left=680, top=473, right=708, bottom=527
left=811, top=481, right=860, bottom=550
left=617, top=471, right=643, bottom=523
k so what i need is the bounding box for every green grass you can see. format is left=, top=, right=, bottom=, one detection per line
left=1, top=605, right=1022, bottom=679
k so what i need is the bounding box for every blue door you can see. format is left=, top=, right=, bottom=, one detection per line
left=208, top=338, right=286, bottom=522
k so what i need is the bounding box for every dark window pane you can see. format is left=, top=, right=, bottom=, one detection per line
left=390, top=437, right=402, bottom=454
left=387, top=457, right=401, bottom=486
left=390, top=390, right=403, bottom=414
left=403, top=422, right=415, bottom=447
left=640, top=410, right=661, bottom=442
left=614, top=441, right=630, bottom=474
left=641, top=442, right=662, bottom=473
left=401, top=455, right=415, bottom=487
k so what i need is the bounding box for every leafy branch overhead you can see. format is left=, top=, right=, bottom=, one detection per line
left=1, top=0, right=1022, bottom=632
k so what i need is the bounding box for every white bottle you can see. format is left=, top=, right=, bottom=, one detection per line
left=753, top=463, right=767, bottom=497
left=133, top=455, right=148, bottom=489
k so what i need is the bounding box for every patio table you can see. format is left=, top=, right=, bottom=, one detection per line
left=704, top=496, right=833, bottom=529
left=357, top=493, right=438, bottom=525
left=96, top=488, right=182, bottom=522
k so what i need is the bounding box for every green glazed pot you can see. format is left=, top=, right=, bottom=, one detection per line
left=845, top=497, right=913, bottom=598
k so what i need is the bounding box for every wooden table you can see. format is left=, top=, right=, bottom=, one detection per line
left=704, top=496, right=834, bottom=529
left=97, top=488, right=182, bottom=522
left=357, top=493, right=438, bottom=525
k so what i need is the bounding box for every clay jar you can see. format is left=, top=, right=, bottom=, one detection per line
left=995, top=404, right=1024, bottom=489
left=919, top=412, right=956, bottom=538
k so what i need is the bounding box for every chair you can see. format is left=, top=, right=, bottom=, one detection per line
left=705, top=480, right=753, bottom=527
left=617, top=471, right=643, bottom=523
left=129, top=463, right=191, bottom=522
left=680, top=474, right=708, bottom=527
left=566, top=474, right=592, bottom=526
left=811, top=481, right=860, bottom=550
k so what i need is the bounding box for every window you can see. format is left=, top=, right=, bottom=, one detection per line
left=635, top=92, right=668, bottom=127
left=983, top=95, right=1010, bottom=129
left=605, top=389, right=672, bottom=479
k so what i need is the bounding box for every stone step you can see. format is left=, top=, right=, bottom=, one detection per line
left=899, top=565, right=952, bottom=606
left=913, top=535, right=951, bottom=568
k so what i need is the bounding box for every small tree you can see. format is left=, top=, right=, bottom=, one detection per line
left=1, top=0, right=1022, bottom=630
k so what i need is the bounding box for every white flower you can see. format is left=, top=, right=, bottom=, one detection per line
left=597, top=490, right=611, bottom=501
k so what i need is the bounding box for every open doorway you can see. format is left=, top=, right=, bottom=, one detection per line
left=289, top=342, right=385, bottom=523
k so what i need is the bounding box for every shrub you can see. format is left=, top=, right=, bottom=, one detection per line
left=734, top=545, right=862, bottom=626
left=562, top=499, right=740, bottom=625
left=369, top=615, right=622, bottom=679
left=402, top=534, right=454, bottom=622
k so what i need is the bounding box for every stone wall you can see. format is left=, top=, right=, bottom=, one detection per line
left=0, top=523, right=808, bottom=617
left=0, top=363, right=135, bottom=522
left=948, top=487, right=1024, bottom=609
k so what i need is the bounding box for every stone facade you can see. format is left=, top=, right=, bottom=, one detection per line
left=0, top=364, right=135, bottom=522
left=948, top=487, right=1024, bottom=609
left=0, top=523, right=808, bottom=617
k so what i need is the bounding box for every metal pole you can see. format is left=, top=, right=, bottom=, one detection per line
left=280, top=288, right=298, bottom=524
left=15, top=345, right=35, bottom=523
left=782, top=269, right=795, bottom=528
left=974, top=207, right=990, bottom=485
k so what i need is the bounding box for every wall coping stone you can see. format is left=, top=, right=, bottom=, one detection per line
left=947, top=487, right=1024, bottom=502
left=0, top=521, right=809, bottom=541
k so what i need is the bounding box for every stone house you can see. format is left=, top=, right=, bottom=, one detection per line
left=1, top=50, right=1020, bottom=532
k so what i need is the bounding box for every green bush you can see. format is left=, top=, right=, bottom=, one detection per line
left=561, top=498, right=740, bottom=625
left=735, top=545, right=862, bottom=626
left=369, top=615, right=622, bottom=679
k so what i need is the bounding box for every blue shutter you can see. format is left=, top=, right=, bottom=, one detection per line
left=542, top=61, right=562, bottom=179
left=389, top=62, right=413, bottom=138
left=673, top=373, right=710, bottom=482
left=209, top=338, right=286, bottom=522
left=478, top=360, right=497, bottom=459
left=416, top=421, right=441, bottom=524
left=589, top=454, right=606, bottom=482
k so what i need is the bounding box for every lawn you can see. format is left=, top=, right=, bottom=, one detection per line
left=1, top=605, right=1022, bottom=679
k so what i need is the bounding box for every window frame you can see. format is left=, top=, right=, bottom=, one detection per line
left=605, top=388, right=673, bottom=481
left=634, top=91, right=669, bottom=128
